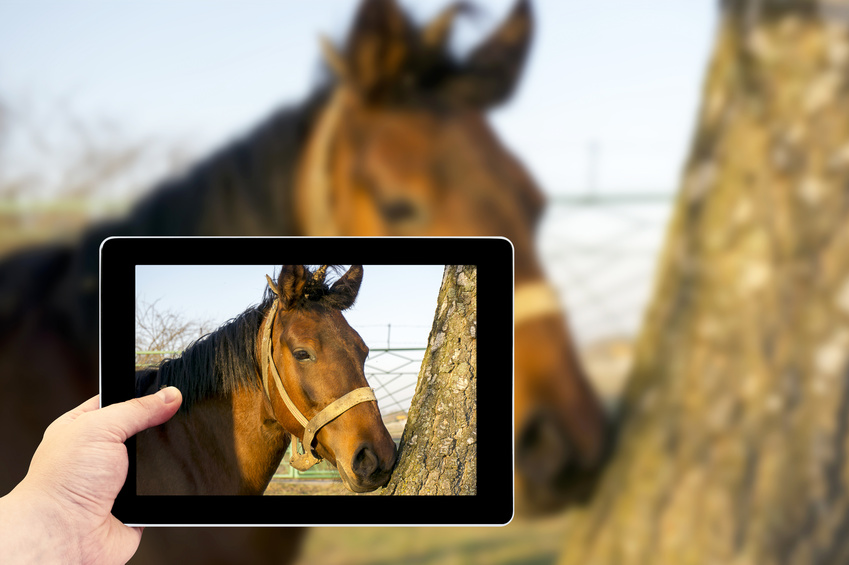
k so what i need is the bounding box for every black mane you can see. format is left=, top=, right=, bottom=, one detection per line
left=137, top=294, right=273, bottom=412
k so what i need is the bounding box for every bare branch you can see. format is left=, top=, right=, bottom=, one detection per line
left=135, top=299, right=214, bottom=367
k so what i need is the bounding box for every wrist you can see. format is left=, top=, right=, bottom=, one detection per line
left=1, top=483, right=78, bottom=565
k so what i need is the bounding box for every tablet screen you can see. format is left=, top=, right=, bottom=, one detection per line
left=100, top=237, right=513, bottom=526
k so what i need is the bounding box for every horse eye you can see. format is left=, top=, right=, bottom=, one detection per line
left=293, top=350, right=311, bottom=361
left=381, top=199, right=419, bottom=223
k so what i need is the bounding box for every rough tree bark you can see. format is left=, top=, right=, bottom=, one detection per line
left=383, top=265, right=477, bottom=495
left=560, top=2, right=849, bottom=564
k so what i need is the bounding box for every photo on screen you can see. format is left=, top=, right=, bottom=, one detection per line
left=101, top=236, right=512, bottom=525
left=134, top=264, right=460, bottom=496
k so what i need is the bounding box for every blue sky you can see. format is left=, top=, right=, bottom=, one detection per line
left=136, top=264, right=446, bottom=350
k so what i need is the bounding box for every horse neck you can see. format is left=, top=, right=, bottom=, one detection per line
left=230, top=385, right=292, bottom=494
left=144, top=387, right=289, bottom=495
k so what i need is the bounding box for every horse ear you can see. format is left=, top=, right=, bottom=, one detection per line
left=320, top=35, right=349, bottom=80
left=443, top=0, right=533, bottom=108
left=421, top=2, right=474, bottom=52
left=265, top=274, right=281, bottom=297
left=327, top=265, right=364, bottom=310
left=342, top=0, right=414, bottom=98
left=276, top=265, right=308, bottom=310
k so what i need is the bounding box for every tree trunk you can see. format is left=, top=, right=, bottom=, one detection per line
left=561, top=3, right=849, bottom=564
left=383, top=265, right=476, bottom=495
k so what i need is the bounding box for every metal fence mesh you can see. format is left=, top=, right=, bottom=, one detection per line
left=539, top=194, right=674, bottom=407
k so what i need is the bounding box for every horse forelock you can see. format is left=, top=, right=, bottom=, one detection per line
left=321, top=1, right=473, bottom=109
left=270, top=265, right=357, bottom=312
left=322, top=0, right=531, bottom=110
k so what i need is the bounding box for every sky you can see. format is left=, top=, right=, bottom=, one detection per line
left=0, top=1, right=720, bottom=343
left=136, top=264, right=446, bottom=351
left=0, top=1, right=718, bottom=195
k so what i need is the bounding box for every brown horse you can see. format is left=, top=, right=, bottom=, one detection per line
left=0, top=0, right=607, bottom=562
left=135, top=265, right=396, bottom=495
left=293, top=0, right=609, bottom=512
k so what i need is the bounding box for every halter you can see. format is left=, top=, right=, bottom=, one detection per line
left=260, top=277, right=376, bottom=471
left=514, top=281, right=564, bottom=326
left=297, top=88, right=347, bottom=235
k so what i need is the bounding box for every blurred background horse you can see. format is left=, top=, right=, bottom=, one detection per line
left=0, top=0, right=622, bottom=563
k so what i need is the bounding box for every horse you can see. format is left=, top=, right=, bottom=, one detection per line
left=291, top=0, right=610, bottom=512
left=135, top=265, right=396, bottom=495
left=0, top=1, right=608, bottom=562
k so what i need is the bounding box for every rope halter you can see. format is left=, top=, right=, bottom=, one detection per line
left=260, top=274, right=376, bottom=471
left=514, top=281, right=563, bottom=326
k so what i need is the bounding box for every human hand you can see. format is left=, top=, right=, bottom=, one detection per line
left=1, top=387, right=182, bottom=565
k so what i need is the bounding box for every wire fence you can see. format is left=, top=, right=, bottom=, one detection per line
left=540, top=193, right=674, bottom=346
left=364, top=347, right=424, bottom=415
left=533, top=193, right=676, bottom=408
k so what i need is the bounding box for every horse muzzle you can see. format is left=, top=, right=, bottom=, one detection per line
left=337, top=439, right=397, bottom=493
left=515, top=407, right=609, bottom=515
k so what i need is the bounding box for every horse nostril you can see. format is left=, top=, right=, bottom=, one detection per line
left=517, top=410, right=572, bottom=484
left=352, top=444, right=379, bottom=479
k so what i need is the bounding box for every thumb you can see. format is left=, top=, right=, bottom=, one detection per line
left=98, top=387, right=182, bottom=442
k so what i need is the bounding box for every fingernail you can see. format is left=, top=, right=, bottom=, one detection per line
left=157, top=386, right=180, bottom=404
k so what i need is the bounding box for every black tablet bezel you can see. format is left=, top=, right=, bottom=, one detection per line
left=100, top=236, right=514, bottom=526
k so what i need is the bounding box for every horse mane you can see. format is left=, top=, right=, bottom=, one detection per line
left=140, top=294, right=273, bottom=413
left=106, top=86, right=331, bottom=238
left=139, top=265, right=350, bottom=412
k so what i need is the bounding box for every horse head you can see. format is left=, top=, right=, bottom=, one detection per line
left=294, top=0, right=610, bottom=512
left=263, top=264, right=396, bottom=493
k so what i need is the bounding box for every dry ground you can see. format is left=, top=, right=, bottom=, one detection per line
left=265, top=479, right=378, bottom=496
left=293, top=512, right=573, bottom=565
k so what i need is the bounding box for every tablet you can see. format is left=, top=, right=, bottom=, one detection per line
left=100, top=237, right=513, bottom=526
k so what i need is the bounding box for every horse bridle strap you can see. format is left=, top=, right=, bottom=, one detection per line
left=298, top=88, right=347, bottom=235
left=514, top=281, right=563, bottom=326
left=260, top=292, right=376, bottom=471
left=299, top=386, right=376, bottom=465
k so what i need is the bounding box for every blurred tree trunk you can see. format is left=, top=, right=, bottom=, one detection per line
left=561, top=2, right=849, bottom=564
left=383, top=265, right=477, bottom=495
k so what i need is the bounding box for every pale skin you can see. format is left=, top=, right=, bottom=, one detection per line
left=0, top=387, right=182, bottom=565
